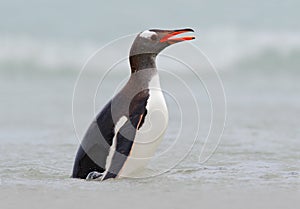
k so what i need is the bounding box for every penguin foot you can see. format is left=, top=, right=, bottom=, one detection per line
left=86, top=171, right=103, bottom=181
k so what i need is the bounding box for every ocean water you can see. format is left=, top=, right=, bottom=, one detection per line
left=1, top=1, right=300, bottom=208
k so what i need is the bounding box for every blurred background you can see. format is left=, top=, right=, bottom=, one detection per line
left=1, top=0, right=299, bottom=73
left=0, top=0, right=299, bottom=208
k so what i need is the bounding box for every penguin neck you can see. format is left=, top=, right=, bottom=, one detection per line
left=129, top=53, right=157, bottom=74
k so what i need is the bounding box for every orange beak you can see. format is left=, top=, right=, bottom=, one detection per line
left=160, top=28, right=195, bottom=43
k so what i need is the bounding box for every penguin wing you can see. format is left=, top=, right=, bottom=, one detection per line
left=102, top=90, right=149, bottom=180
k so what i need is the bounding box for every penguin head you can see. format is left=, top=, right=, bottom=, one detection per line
left=130, top=28, right=195, bottom=57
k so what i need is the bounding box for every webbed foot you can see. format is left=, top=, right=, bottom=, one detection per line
left=86, top=171, right=103, bottom=181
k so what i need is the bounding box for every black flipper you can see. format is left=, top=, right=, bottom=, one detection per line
left=102, top=89, right=149, bottom=180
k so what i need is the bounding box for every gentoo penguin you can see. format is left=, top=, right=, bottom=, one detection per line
left=72, top=28, right=195, bottom=180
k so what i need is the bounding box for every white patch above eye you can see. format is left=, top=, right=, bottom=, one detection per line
left=140, top=30, right=157, bottom=39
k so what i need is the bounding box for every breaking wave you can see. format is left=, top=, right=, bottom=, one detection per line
left=1, top=29, right=299, bottom=74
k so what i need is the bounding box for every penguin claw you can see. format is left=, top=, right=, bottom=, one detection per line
left=86, top=171, right=103, bottom=181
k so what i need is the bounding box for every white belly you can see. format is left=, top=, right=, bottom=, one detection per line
left=118, top=75, right=168, bottom=178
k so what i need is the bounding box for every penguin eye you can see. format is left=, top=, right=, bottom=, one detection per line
left=150, top=34, right=158, bottom=41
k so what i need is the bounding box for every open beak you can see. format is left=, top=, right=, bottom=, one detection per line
left=160, top=28, right=195, bottom=43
